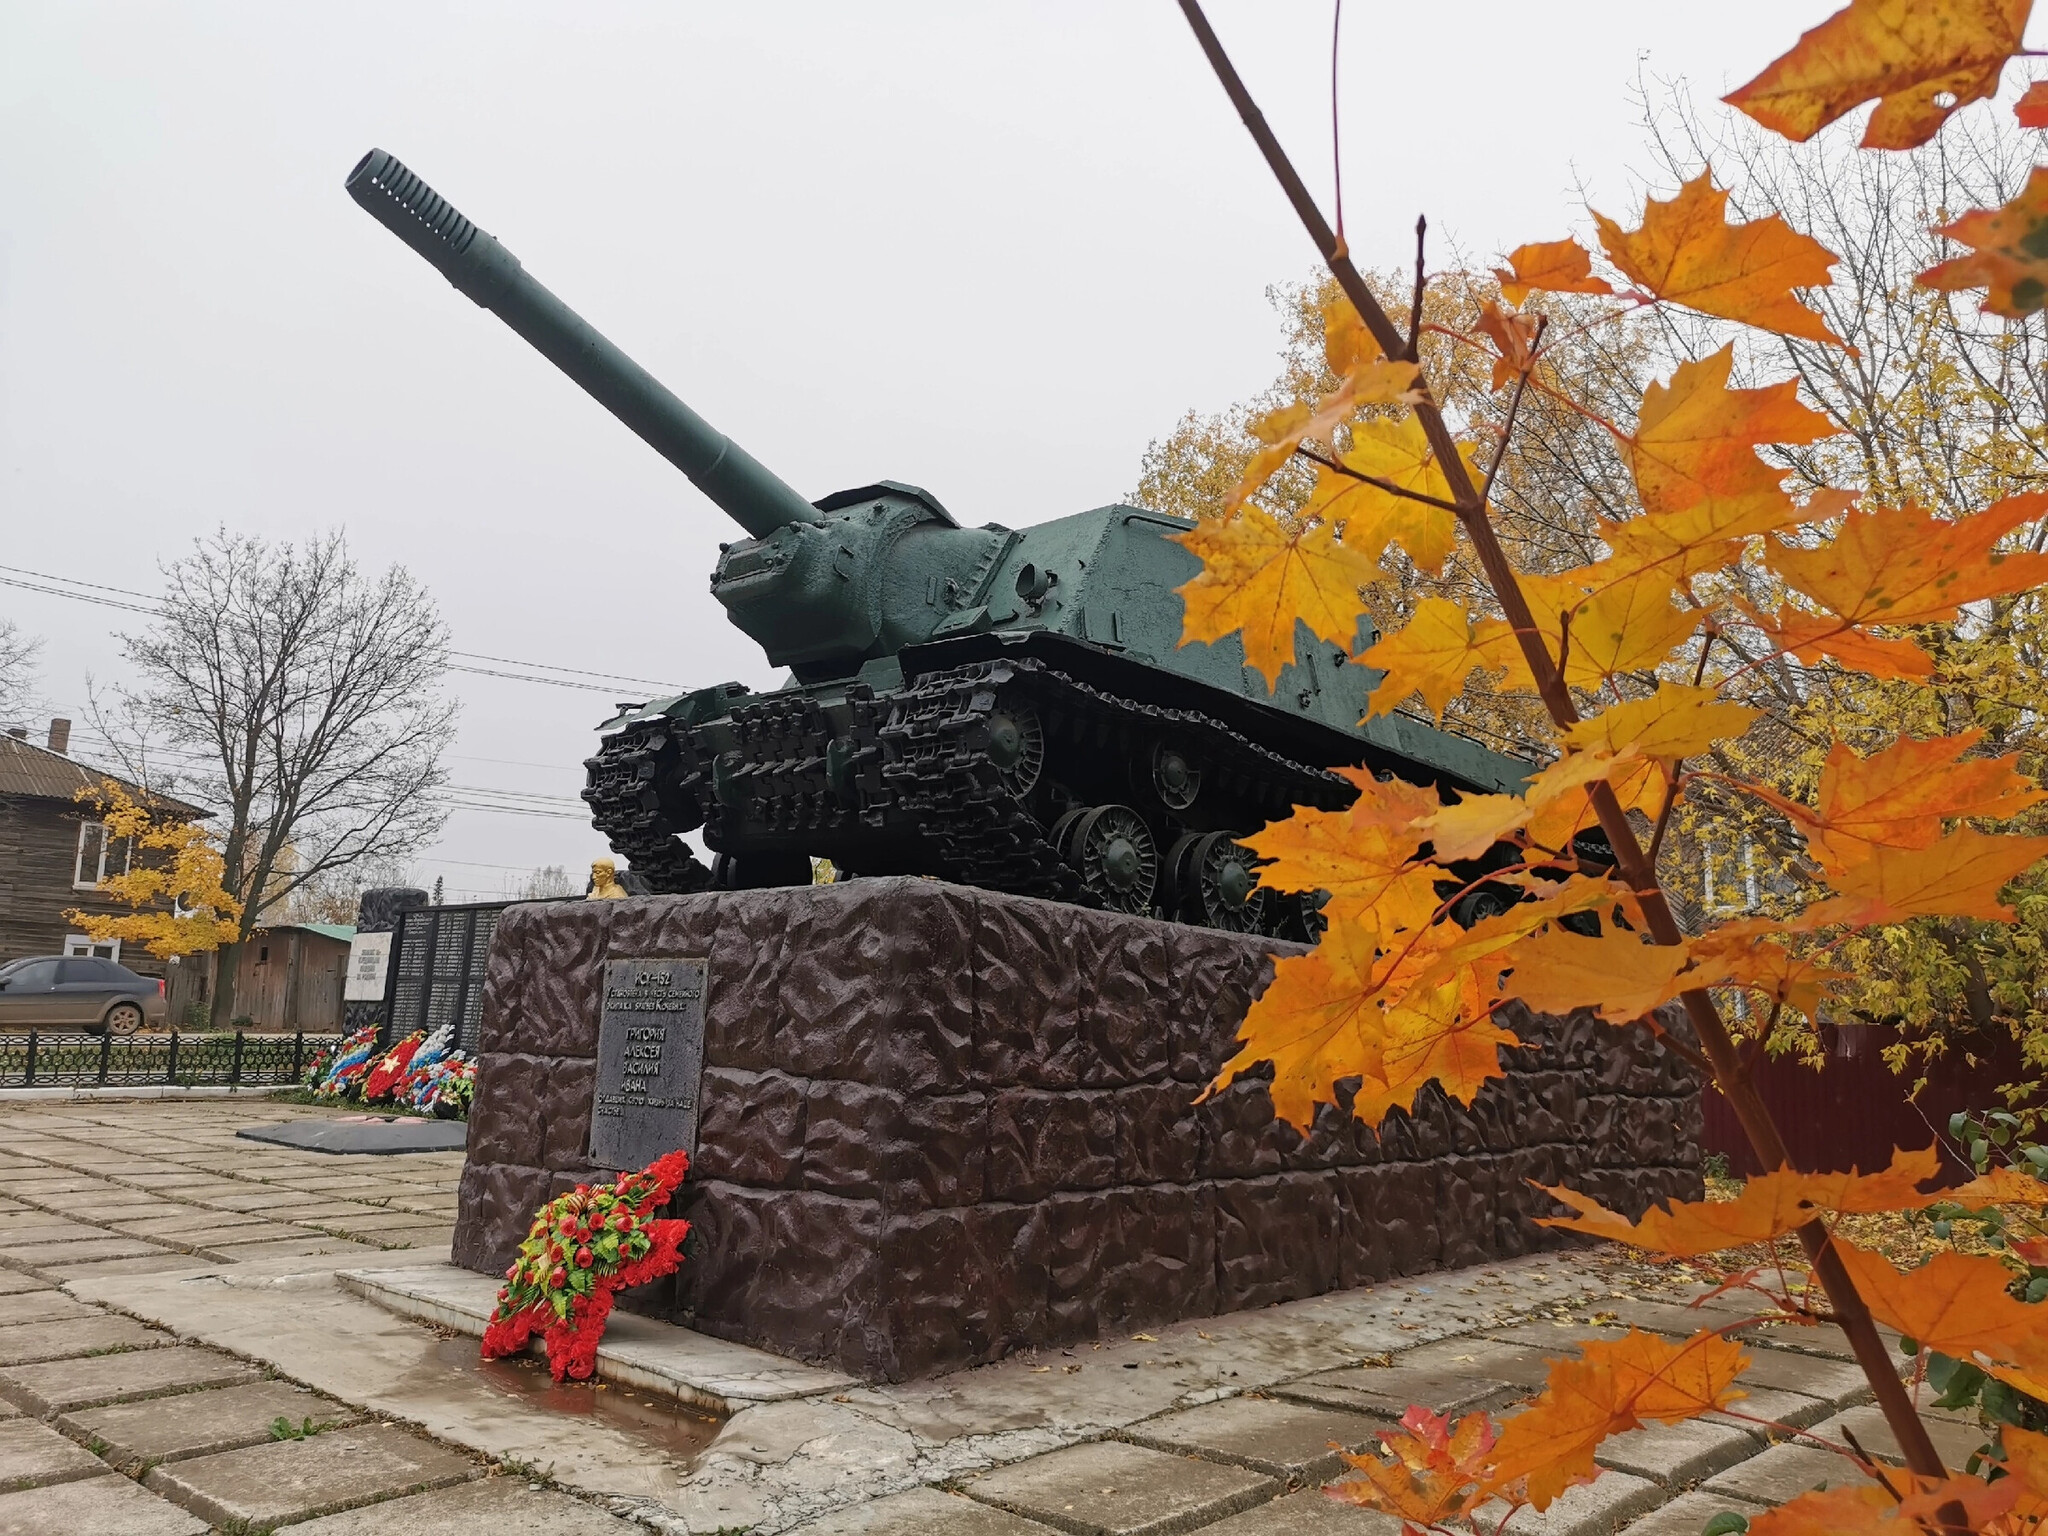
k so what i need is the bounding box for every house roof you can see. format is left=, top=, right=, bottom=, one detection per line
left=250, top=922, right=358, bottom=943
left=0, top=732, right=207, bottom=818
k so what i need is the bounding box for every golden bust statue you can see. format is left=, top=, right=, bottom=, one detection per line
left=587, top=857, right=628, bottom=900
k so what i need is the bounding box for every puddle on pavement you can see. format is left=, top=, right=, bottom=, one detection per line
left=425, top=1336, right=725, bottom=1460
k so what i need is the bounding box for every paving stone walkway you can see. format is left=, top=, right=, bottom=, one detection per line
left=0, top=1097, right=1993, bottom=1535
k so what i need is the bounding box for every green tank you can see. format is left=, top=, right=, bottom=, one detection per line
left=346, top=149, right=1532, bottom=937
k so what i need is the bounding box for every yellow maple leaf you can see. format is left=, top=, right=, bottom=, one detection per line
left=1686, top=918, right=1847, bottom=1015
left=1492, top=238, right=1614, bottom=307
left=1305, top=416, right=1478, bottom=575
left=1174, top=507, right=1385, bottom=686
left=1629, top=345, right=1837, bottom=520
left=1224, top=360, right=1426, bottom=517
left=1500, top=927, right=1699, bottom=1023
left=1354, top=973, right=1521, bottom=1125
left=1922, top=165, right=2048, bottom=318
left=1355, top=597, right=1525, bottom=720
left=1725, top=0, right=2031, bottom=150
left=1243, top=791, right=1442, bottom=930
left=1556, top=573, right=1703, bottom=688
left=1559, top=683, right=1760, bottom=761
left=1420, top=792, right=1532, bottom=862
left=1594, top=172, right=1844, bottom=345
left=1482, top=1330, right=1749, bottom=1510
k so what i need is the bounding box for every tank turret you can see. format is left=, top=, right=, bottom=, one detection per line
left=348, top=150, right=1532, bottom=931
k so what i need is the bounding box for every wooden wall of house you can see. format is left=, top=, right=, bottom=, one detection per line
left=167, top=930, right=349, bottom=1033
left=0, top=795, right=168, bottom=980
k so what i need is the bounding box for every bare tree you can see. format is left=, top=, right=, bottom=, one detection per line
left=515, top=864, right=578, bottom=900
left=0, top=619, right=42, bottom=734
left=94, top=529, right=455, bottom=1025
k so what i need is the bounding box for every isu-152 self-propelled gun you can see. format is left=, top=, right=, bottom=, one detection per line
left=346, top=148, right=1534, bottom=938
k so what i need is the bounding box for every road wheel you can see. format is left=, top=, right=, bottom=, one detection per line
left=103, top=1003, right=143, bottom=1038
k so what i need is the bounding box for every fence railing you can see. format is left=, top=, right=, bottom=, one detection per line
left=0, top=1031, right=342, bottom=1090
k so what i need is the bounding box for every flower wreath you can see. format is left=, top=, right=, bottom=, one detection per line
left=361, top=1030, right=426, bottom=1103
left=481, top=1149, right=691, bottom=1382
left=312, top=1024, right=380, bottom=1099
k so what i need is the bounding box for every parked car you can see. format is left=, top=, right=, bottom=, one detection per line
left=0, top=955, right=167, bottom=1036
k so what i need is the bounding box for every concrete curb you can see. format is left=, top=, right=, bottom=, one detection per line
left=0, top=1086, right=290, bottom=1102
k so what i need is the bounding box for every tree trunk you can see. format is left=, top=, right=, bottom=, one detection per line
left=210, top=941, right=242, bottom=1031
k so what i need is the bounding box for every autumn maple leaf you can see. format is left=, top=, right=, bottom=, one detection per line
left=1498, top=927, right=1700, bottom=1023
left=1755, top=730, right=2047, bottom=875
left=1801, top=826, right=2048, bottom=925
left=2020, top=80, right=2048, bottom=127
left=1559, top=683, right=1760, bottom=761
left=1355, top=596, right=1524, bottom=720
left=1334, top=1405, right=1498, bottom=1527
left=1725, top=0, right=2031, bottom=151
left=1540, top=1145, right=1946, bottom=1255
left=1921, top=165, right=2048, bottom=318
left=1835, top=1243, right=2048, bottom=1381
left=1483, top=1330, right=1750, bottom=1510
left=1749, top=603, right=1935, bottom=680
left=1492, top=238, right=1613, bottom=306
left=1766, top=491, right=2048, bottom=639
left=1173, top=506, right=1384, bottom=686
left=1629, top=345, right=1837, bottom=520
left=1594, top=172, right=1845, bottom=345
left=1304, top=415, right=1477, bottom=575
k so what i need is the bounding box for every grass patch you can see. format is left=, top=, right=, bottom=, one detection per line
left=269, top=1415, right=330, bottom=1442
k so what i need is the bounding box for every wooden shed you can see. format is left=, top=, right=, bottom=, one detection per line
left=167, top=923, right=353, bottom=1033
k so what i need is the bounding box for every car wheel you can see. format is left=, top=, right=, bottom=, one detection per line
left=104, top=1003, right=143, bottom=1038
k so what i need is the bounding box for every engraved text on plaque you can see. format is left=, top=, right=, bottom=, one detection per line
left=590, top=957, right=707, bottom=1170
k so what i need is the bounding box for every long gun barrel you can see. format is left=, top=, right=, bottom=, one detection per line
left=345, top=148, right=818, bottom=539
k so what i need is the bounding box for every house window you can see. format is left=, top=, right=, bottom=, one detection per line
left=257, top=944, right=270, bottom=965
left=72, top=822, right=130, bottom=890
left=62, top=933, right=120, bottom=961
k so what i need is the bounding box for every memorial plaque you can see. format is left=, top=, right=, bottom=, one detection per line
left=590, top=957, right=708, bottom=1170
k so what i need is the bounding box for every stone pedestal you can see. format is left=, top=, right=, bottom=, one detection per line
left=454, top=879, right=1701, bottom=1381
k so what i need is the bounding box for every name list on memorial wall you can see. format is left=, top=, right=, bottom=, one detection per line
left=590, top=957, right=708, bottom=1170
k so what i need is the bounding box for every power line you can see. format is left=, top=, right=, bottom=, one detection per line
left=0, top=562, right=682, bottom=695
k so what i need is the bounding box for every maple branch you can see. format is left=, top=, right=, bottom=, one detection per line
left=1293, top=446, right=1465, bottom=514
left=1638, top=1012, right=1713, bottom=1077
left=1645, top=768, right=1682, bottom=867
left=1407, top=215, right=1427, bottom=362
left=1178, top=1, right=1952, bottom=1488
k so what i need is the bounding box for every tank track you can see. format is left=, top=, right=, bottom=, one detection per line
left=585, top=657, right=1356, bottom=920
left=581, top=718, right=715, bottom=894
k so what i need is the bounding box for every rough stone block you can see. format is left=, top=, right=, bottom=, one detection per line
left=1123, top=1395, right=1384, bottom=1482
left=0, top=1473, right=207, bottom=1534
left=963, top=1439, right=1278, bottom=1535
left=142, top=1422, right=475, bottom=1528
left=0, top=1418, right=103, bottom=1491
left=987, top=1090, right=1118, bottom=1201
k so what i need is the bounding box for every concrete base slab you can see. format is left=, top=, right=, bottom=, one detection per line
left=34, top=1252, right=215, bottom=1281
left=0, top=1419, right=104, bottom=1491
left=60, top=1380, right=361, bottom=1471
left=338, top=1263, right=858, bottom=1412
left=1195, top=1488, right=1405, bottom=1535
left=0, top=1345, right=260, bottom=1416
left=1123, top=1396, right=1383, bottom=1483
left=238, top=1117, right=468, bottom=1155
left=1271, top=1364, right=1522, bottom=1421
left=285, top=1475, right=646, bottom=1533
left=787, top=1485, right=1060, bottom=1535
left=141, top=1421, right=476, bottom=1527
left=0, top=1314, right=167, bottom=1367
left=1614, top=1488, right=1768, bottom=1535
left=962, top=1440, right=1278, bottom=1536
left=0, top=1236, right=164, bottom=1267
left=0, top=1472, right=209, bottom=1534
left=0, top=1275, right=49, bottom=1298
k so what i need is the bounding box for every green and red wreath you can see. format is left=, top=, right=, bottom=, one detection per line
left=481, top=1149, right=691, bottom=1381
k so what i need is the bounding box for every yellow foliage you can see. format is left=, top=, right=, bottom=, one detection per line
left=64, top=781, right=242, bottom=959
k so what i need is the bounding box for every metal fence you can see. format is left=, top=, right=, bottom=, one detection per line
left=0, top=1031, right=342, bottom=1090
left=384, top=902, right=509, bottom=1053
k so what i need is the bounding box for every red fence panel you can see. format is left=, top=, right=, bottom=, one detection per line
left=1701, top=1023, right=2020, bottom=1182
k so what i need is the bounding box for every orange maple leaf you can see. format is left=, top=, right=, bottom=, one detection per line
left=1686, top=918, right=1848, bottom=1015
left=1750, top=602, right=1936, bottom=679
left=1834, top=1242, right=2048, bottom=1380
left=1242, top=786, right=1441, bottom=930
left=1801, top=826, right=2048, bottom=926
left=1742, top=1484, right=1900, bottom=1536
left=1724, top=0, right=2030, bottom=150
left=1222, top=360, right=1425, bottom=516
left=1482, top=1329, right=1750, bottom=1510
left=1475, top=300, right=1544, bottom=392
left=1354, top=973, right=1522, bottom=1126
left=1629, top=345, right=1837, bottom=520
left=1949, top=1164, right=2048, bottom=1206
left=1173, top=507, right=1385, bottom=686
left=1335, top=1405, right=1498, bottom=1527
left=1500, top=927, right=1702, bottom=1023
left=1767, top=492, right=2048, bottom=636
left=1492, top=238, right=1614, bottom=306
left=2021, top=80, right=2048, bottom=127
left=1540, top=1145, right=1946, bottom=1256
left=1594, top=172, right=1845, bottom=345
left=1355, top=596, right=1524, bottom=720
left=1763, top=730, right=2046, bottom=875
left=1922, top=165, right=2048, bottom=318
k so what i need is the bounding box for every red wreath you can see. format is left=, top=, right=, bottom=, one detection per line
left=480, top=1149, right=691, bottom=1382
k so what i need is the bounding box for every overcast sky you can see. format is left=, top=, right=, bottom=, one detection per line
left=0, top=0, right=1952, bottom=901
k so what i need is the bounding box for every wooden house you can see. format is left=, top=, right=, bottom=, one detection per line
left=166, top=923, right=353, bottom=1034
left=0, top=719, right=207, bottom=986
